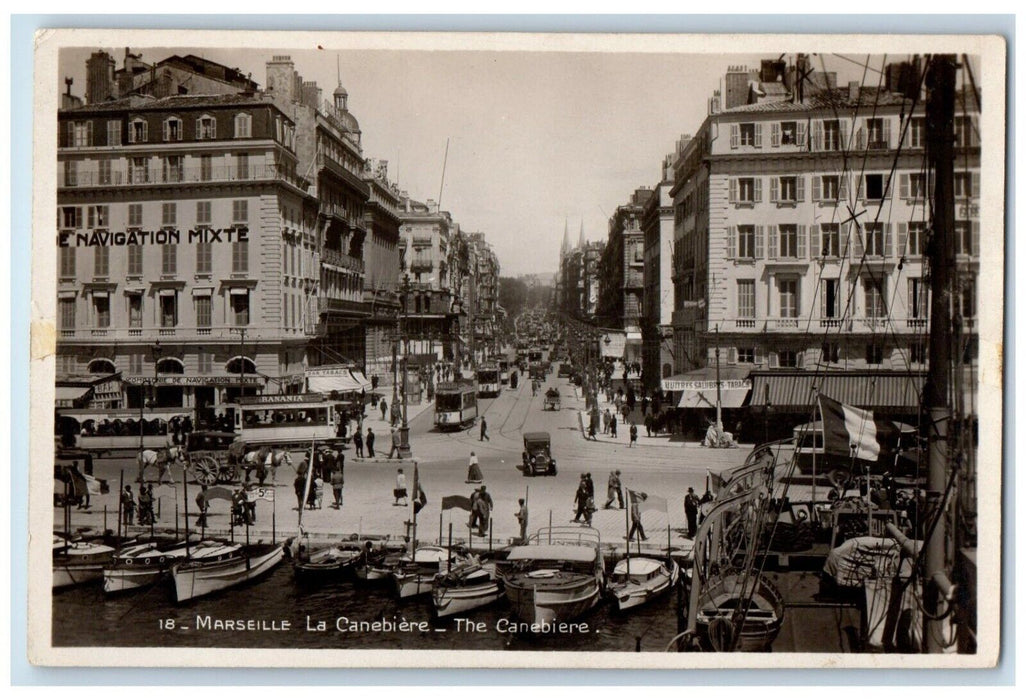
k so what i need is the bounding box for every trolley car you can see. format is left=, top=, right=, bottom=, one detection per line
left=229, top=393, right=341, bottom=448
left=476, top=366, right=501, bottom=398
left=434, top=382, right=479, bottom=430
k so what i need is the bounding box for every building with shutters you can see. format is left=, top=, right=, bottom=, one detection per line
left=600, top=188, right=653, bottom=366
left=667, top=61, right=980, bottom=424
left=641, top=156, right=676, bottom=392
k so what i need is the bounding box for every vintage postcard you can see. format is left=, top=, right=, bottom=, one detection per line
left=27, top=29, right=1005, bottom=669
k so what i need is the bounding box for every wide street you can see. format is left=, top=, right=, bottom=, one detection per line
left=56, top=365, right=772, bottom=554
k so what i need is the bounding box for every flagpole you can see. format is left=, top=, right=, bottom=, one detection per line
left=411, top=461, right=419, bottom=552
left=182, top=470, right=190, bottom=559
left=812, top=394, right=818, bottom=518
left=625, top=489, right=631, bottom=577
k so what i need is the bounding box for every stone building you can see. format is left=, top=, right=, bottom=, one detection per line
left=641, top=155, right=676, bottom=391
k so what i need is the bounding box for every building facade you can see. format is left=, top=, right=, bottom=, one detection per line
left=601, top=188, right=652, bottom=365
left=641, top=157, right=676, bottom=391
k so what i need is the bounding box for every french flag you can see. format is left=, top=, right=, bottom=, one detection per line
left=817, top=394, right=902, bottom=462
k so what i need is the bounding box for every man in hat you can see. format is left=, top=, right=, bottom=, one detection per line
left=684, top=487, right=700, bottom=538
left=604, top=470, right=624, bottom=509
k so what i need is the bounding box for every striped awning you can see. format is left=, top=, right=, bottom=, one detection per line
left=748, top=371, right=926, bottom=410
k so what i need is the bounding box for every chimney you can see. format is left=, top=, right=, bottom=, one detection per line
left=848, top=81, right=860, bottom=102
left=708, top=89, right=721, bottom=115
left=426, top=198, right=437, bottom=212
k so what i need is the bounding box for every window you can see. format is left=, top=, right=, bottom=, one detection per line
left=954, top=220, right=976, bottom=255
left=737, top=225, right=757, bottom=259
left=163, top=117, right=183, bottom=142
left=235, top=153, right=250, bottom=180
left=232, top=241, right=249, bottom=273
left=232, top=200, right=248, bottom=222
left=93, top=247, right=109, bottom=277
left=63, top=161, right=77, bottom=187
left=129, top=352, right=143, bottom=375
left=908, top=117, right=925, bottom=149
left=822, top=279, right=840, bottom=318
left=863, top=223, right=886, bottom=257
left=822, top=119, right=841, bottom=151
left=773, top=176, right=803, bottom=203
left=820, top=224, right=840, bottom=258
left=737, top=280, right=756, bottom=318
left=197, top=351, right=213, bottom=374
left=69, top=121, right=91, bottom=147
left=961, top=277, right=976, bottom=319
left=59, top=206, right=81, bottom=229
left=161, top=244, right=177, bottom=276
left=129, top=156, right=149, bottom=184
left=901, top=173, right=927, bottom=200
left=59, top=247, right=75, bottom=277
left=864, top=277, right=887, bottom=317
left=865, top=343, right=885, bottom=365
left=739, top=123, right=757, bottom=147
left=821, top=342, right=840, bottom=364
left=196, top=242, right=213, bottom=274
left=818, top=175, right=840, bottom=202
left=106, top=120, right=121, bottom=147
left=128, top=294, right=143, bottom=329
left=159, top=293, right=178, bottom=328
left=864, top=174, right=885, bottom=200
left=908, top=278, right=927, bottom=319
left=954, top=116, right=977, bottom=148
left=779, top=279, right=799, bottom=318
left=197, top=115, right=216, bottom=140
left=779, top=121, right=798, bottom=145
left=92, top=294, right=110, bottom=328
left=98, top=158, right=112, bottom=185
left=126, top=246, right=142, bottom=277
left=59, top=298, right=75, bottom=329
left=162, top=203, right=177, bottom=227
left=778, top=224, right=799, bottom=258
left=231, top=291, right=250, bottom=326
left=234, top=113, right=252, bottom=138
left=196, top=201, right=212, bottom=225
left=163, top=156, right=184, bottom=183
left=195, top=296, right=212, bottom=328
left=906, top=222, right=928, bottom=256
left=200, top=154, right=213, bottom=181
left=128, top=203, right=143, bottom=228
left=778, top=350, right=799, bottom=368
left=737, top=347, right=755, bottom=364
left=954, top=173, right=976, bottom=199
left=735, top=177, right=760, bottom=203
left=87, top=205, right=109, bottom=229
left=865, top=118, right=889, bottom=149
left=128, top=119, right=147, bottom=144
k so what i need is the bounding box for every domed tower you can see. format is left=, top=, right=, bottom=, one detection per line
left=333, top=81, right=348, bottom=113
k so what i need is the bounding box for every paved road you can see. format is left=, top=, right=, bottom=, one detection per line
left=58, top=365, right=815, bottom=553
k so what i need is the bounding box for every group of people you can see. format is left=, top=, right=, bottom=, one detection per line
left=119, top=484, right=156, bottom=527
left=292, top=446, right=345, bottom=511
left=572, top=473, right=597, bottom=526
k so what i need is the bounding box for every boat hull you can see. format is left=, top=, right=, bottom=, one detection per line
left=694, top=573, right=785, bottom=652
left=504, top=576, right=602, bottom=626
left=608, top=559, right=680, bottom=612
left=53, top=542, right=116, bottom=590
left=394, top=572, right=435, bottom=599
left=433, top=580, right=504, bottom=617
left=172, top=544, right=284, bottom=603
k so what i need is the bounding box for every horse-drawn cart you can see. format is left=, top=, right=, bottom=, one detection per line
left=543, top=387, right=561, bottom=411
left=184, top=431, right=242, bottom=486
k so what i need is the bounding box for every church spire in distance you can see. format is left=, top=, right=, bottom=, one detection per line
left=578, top=220, right=586, bottom=249
left=560, top=218, right=571, bottom=257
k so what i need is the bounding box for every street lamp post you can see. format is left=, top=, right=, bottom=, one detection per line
left=398, top=274, right=412, bottom=458
left=137, top=341, right=162, bottom=482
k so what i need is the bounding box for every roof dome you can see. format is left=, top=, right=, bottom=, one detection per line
left=333, top=83, right=348, bottom=98
left=341, top=110, right=360, bottom=133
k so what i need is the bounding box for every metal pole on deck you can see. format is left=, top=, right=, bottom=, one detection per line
left=182, top=471, right=190, bottom=559
left=448, top=523, right=453, bottom=573
left=103, top=506, right=107, bottom=533
left=488, top=517, right=493, bottom=552
left=548, top=511, right=552, bottom=543
left=117, top=470, right=124, bottom=543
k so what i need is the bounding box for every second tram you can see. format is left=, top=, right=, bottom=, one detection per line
left=435, top=381, right=479, bottom=430
left=476, top=366, right=501, bottom=398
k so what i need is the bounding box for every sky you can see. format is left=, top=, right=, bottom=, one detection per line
left=58, top=47, right=893, bottom=276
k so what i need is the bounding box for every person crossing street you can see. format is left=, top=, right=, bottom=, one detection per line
left=480, top=416, right=490, bottom=441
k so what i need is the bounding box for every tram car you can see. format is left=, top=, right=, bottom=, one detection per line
left=476, top=365, right=501, bottom=398
left=498, top=359, right=511, bottom=386
left=435, top=381, right=479, bottom=431
left=229, top=393, right=341, bottom=448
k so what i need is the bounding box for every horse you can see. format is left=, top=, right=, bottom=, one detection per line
left=136, top=445, right=186, bottom=484
left=241, top=447, right=293, bottom=485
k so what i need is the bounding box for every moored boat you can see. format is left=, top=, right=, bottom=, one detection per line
left=694, top=571, right=785, bottom=652
left=497, top=526, right=604, bottom=627
left=393, top=545, right=458, bottom=599
left=102, top=538, right=190, bottom=594
left=606, top=555, right=680, bottom=612
left=292, top=539, right=364, bottom=583
left=432, top=558, right=503, bottom=617
left=53, top=535, right=116, bottom=589
left=171, top=542, right=284, bottom=603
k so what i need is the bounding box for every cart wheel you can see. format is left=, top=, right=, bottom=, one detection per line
left=221, top=465, right=239, bottom=483
left=191, top=456, right=219, bottom=485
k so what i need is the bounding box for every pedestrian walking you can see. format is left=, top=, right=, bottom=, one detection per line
left=684, top=487, right=700, bottom=537
left=293, top=459, right=308, bottom=511
left=137, top=484, right=153, bottom=525
left=573, top=476, right=590, bottom=523
left=121, top=485, right=136, bottom=527
left=466, top=451, right=483, bottom=483
left=391, top=402, right=401, bottom=428
left=366, top=428, right=376, bottom=458
left=388, top=427, right=401, bottom=459
left=380, top=398, right=388, bottom=421
left=604, top=470, right=624, bottom=509
left=469, top=487, right=481, bottom=532
left=644, top=412, right=654, bottom=437
left=603, top=409, right=611, bottom=435
left=629, top=423, right=638, bottom=447
left=515, top=498, right=529, bottom=542
left=474, top=485, right=493, bottom=537
left=584, top=472, right=594, bottom=499
left=330, top=465, right=344, bottom=508
left=243, top=482, right=257, bottom=524
left=480, top=416, right=490, bottom=441
left=195, top=484, right=209, bottom=528
left=610, top=414, right=618, bottom=439
left=393, top=468, right=408, bottom=506
left=628, top=492, right=648, bottom=542
left=353, top=428, right=364, bottom=458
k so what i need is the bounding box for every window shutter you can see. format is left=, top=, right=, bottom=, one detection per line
left=796, top=176, right=805, bottom=202
left=754, top=347, right=765, bottom=366
left=754, top=225, right=765, bottom=259
left=163, top=120, right=169, bottom=141
left=882, top=118, right=892, bottom=148
left=727, top=348, right=738, bottom=364
left=897, top=222, right=908, bottom=256
left=196, top=117, right=202, bottom=138
left=812, top=176, right=822, bottom=202
left=970, top=116, right=980, bottom=146
left=810, top=224, right=821, bottom=259
left=853, top=227, right=864, bottom=258
left=768, top=352, right=779, bottom=368
left=797, top=225, right=807, bottom=259
left=796, top=352, right=805, bottom=369
left=971, top=172, right=980, bottom=198
left=797, top=121, right=807, bottom=149
left=771, top=123, right=780, bottom=147
left=907, top=279, right=915, bottom=318
left=727, top=226, right=736, bottom=259
left=884, top=224, right=893, bottom=258
left=728, top=178, right=737, bottom=203
left=820, top=282, right=829, bottom=319
left=856, top=126, right=865, bottom=151
left=87, top=122, right=93, bottom=146
left=66, top=122, right=74, bottom=146
left=813, top=120, right=823, bottom=151
left=899, top=173, right=909, bottom=199
left=770, top=177, right=779, bottom=203
left=840, top=224, right=850, bottom=258
left=754, top=178, right=762, bottom=202
left=754, top=123, right=763, bottom=148
left=971, top=221, right=980, bottom=256
left=840, top=119, right=851, bottom=149
left=730, top=124, right=739, bottom=149
left=767, top=225, right=778, bottom=259
left=839, top=172, right=849, bottom=200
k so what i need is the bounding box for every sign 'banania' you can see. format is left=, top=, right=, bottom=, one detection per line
left=57, top=228, right=250, bottom=247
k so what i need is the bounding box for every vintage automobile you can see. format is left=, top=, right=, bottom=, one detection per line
left=521, top=431, right=557, bottom=477
left=543, top=387, right=561, bottom=411
left=557, top=363, right=573, bottom=378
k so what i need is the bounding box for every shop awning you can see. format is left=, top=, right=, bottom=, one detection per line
left=677, top=387, right=750, bottom=409
left=56, top=386, right=92, bottom=402
left=350, top=370, right=373, bottom=391
left=662, top=366, right=751, bottom=392
left=305, top=365, right=370, bottom=394
left=747, top=371, right=926, bottom=410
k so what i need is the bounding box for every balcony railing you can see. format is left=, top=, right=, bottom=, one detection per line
left=766, top=318, right=801, bottom=330
left=734, top=319, right=756, bottom=329
left=321, top=247, right=365, bottom=273
left=58, top=164, right=309, bottom=190
left=56, top=325, right=313, bottom=342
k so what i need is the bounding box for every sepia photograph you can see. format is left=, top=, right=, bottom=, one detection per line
left=26, top=29, right=1005, bottom=669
